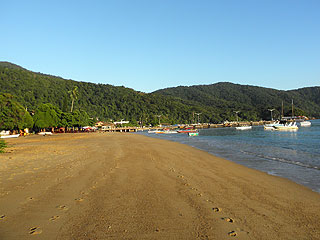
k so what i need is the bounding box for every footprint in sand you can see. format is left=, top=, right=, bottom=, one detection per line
left=75, top=197, right=84, bottom=202
left=0, top=215, right=6, bottom=220
left=49, top=215, right=60, bottom=221
left=29, top=227, right=42, bottom=235
left=56, top=205, right=69, bottom=211
left=222, top=217, right=234, bottom=223
left=27, top=197, right=34, bottom=201
left=228, top=231, right=237, bottom=237
left=212, top=207, right=221, bottom=212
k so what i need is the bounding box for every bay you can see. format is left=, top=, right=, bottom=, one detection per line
left=139, top=119, right=320, bottom=193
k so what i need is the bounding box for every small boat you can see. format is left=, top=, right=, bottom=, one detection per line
left=264, top=121, right=284, bottom=130
left=273, top=122, right=298, bottom=131
left=188, top=132, right=199, bottom=136
left=177, top=129, right=198, bottom=133
left=235, top=126, right=252, bottom=130
left=148, top=130, right=160, bottom=134
left=0, top=130, right=10, bottom=135
left=264, top=125, right=275, bottom=130
left=38, top=132, right=53, bottom=136
left=0, top=134, right=20, bottom=139
left=156, top=130, right=178, bottom=134
left=300, top=121, right=311, bottom=127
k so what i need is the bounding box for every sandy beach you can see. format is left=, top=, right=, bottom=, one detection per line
left=0, top=132, right=319, bottom=240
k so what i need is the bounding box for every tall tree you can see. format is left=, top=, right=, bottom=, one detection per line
left=68, top=86, right=78, bottom=113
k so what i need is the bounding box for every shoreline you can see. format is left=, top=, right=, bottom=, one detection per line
left=0, top=132, right=319, bottom=239
left=141, top=126, right=320, bottom=194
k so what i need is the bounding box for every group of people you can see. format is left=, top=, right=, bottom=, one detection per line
left=19, top=129, right=29, bottom=136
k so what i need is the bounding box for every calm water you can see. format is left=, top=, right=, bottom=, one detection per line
left=139, top=120, right=320, bottom=193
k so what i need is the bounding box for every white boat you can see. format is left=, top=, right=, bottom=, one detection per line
left=0, top=130, right=10, bottom=135
left=148, top=130, right=159, bottom=133
left=264, top=121, right=284, bottom=130
left=0, top=134, right=20, bottom=139
left=300, top=121, right=311, bottom=127
left=273, top=122, right=298, bottom=131
left=156, top=130, right=178, bottom=134
left=236, top=126, right=252, bottom=130
left=38, top=132, right=53, bottom=136
left=264, top=125, right=275, bottom=130
left=188, top=132, right=199, bottom=136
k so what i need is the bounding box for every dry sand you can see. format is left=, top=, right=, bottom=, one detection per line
left=0, top=132, right=319, bottom=240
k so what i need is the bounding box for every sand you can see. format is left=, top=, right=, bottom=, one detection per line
left=0, top=132, right=319, bottom=240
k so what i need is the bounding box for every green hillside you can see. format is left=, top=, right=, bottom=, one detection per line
left=153, top=82, right=320, bottom=120
left=0, top=62, right=201, bottom=125
left=1, top=62, right=319, bottom=124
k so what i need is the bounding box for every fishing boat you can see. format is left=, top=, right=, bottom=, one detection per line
left=0, top=134, right=20, bottom=139
left=156, top=130, right=178, bottom=134
left=235, top=126, right=252, bottom=130
left=148, top=130, right=160, bottom=134
left=38, top=132, right=53, bottom=136
left=177, top=129, right=198, bottom=133
left=300, top=121, right=311, bottom=127
left=188, top=132, right=199, bottom=136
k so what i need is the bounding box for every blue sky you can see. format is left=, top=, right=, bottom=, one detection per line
left=1, top=0, right=319, bottom=92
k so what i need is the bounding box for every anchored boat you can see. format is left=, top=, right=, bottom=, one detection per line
left=273, top=122, right=298, bottom=131
left=235, top=126, right=252, bottom=130
left=188, top=132, right=199, bottom=136
left=264, top=121, right=284, bottom=130
left=0, top=134, right=20, bottom=139
left=300, top=121, right=311, bottom=127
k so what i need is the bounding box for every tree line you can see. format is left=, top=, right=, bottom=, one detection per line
left=0, top=93, right=93, bottom=131
left=1, top=62, right=319, bottom=126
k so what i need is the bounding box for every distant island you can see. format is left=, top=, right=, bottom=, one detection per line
left=1, top=61, right=319, bottom=128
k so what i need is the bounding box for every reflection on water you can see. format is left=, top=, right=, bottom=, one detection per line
left=140, top=120, right=320, bottom=193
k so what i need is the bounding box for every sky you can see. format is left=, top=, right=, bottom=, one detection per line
left=1, top=0, right=319, bottom=92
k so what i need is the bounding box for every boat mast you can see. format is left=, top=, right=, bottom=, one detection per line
left=281, top=101, right=284, bottom=120
left=195, top=113, right=201, bottom=124
left=234, top=111, right=240, bottom=125
left=268, top=109, right=275, bottom=121
left=292, top=99, right=294, bottom=119
left=156, top=115, right=161, bottom=127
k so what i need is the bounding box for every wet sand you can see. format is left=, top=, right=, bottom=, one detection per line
left=0, top=132, right=319, bottom=239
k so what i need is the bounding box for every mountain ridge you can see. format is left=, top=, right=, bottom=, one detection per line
left=1, top=62, right=319, bottom=123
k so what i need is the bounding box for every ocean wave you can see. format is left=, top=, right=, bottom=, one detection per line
left=239, top=149, right=320, bottom=170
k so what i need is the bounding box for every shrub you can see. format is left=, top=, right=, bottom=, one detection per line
left=0, top=140, right=7, bottom=153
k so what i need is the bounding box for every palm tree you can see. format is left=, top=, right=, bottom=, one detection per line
left=68, top=86, right=78, bottom=113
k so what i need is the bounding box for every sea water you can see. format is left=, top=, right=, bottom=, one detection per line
left=139, top=119, right=320, bottom=193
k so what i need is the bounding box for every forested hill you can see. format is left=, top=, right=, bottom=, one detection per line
left=154, top=82, right=320, bottom=120
left=0, top=62, right=202, bottom=125
left=1, top=61, right=319, bottom=124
